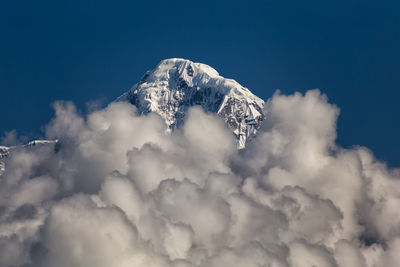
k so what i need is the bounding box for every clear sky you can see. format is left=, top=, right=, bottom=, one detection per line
left=1, top=0, right=399, bottom=166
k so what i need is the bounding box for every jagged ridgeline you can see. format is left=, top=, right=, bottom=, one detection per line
left=117, top=58, right=265, bottom=148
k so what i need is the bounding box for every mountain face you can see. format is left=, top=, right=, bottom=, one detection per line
left=117, top=58, right=265, bottom=148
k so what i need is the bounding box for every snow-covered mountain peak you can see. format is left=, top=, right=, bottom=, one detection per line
left=118, top=58, right=265, bottom=148
left=148, top=58, right=220, bottom=82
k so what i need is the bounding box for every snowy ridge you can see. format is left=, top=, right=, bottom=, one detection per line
left=117, top=58, right=265, bottom=148
left=0, top=140, right=58, bottom=175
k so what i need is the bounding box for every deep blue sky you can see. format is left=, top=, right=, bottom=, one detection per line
left=1, top=1, right=399, bottom=166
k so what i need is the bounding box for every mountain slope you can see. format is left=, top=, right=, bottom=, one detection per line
left=117, top=58, right=265, bottom=148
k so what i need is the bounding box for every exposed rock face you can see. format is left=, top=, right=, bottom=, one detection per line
left=117, top=58, right=265, bottom=148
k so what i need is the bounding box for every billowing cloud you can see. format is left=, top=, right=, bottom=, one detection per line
left=0, top=89, right=399, bottom=266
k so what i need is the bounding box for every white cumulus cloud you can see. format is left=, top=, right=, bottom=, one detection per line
left=0, top=89, right=399, bottom=266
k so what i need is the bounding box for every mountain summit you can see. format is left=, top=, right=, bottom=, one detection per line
left=117, top=58, right=265, bottom=148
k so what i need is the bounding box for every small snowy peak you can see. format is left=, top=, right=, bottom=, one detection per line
left=117, top=58, right=265, bottom=148
left=25, top=140, right=58, bottom=147
left=0, top=140, right=58, bottom=175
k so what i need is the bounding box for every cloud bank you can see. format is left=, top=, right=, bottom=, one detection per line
left=1, top=90, right=400, bottom=266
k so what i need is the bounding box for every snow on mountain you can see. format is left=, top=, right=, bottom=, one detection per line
left=0, top=140, right=58, bottom=175
left=117, top=58, right=265, bottom=148
left=0, top=146, right=10, bottom=158
left=0, top=146, right=9, bottom=173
